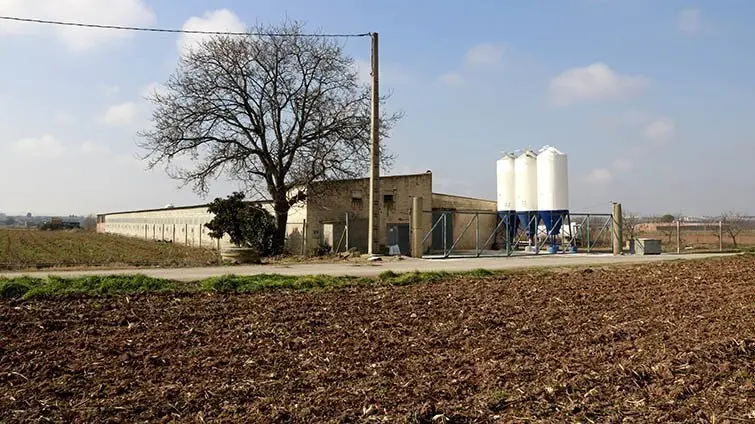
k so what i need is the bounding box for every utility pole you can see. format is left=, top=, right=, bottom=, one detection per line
left=612, top=202, right=623, bottom=255
left=367, top=32, right=380, bottom=255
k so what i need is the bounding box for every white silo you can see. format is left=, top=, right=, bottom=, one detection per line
left=496, top=153, right=517, bottom=241
left=536, top=146, right=569, bottom=251
left=514, top=150, right=538, bottom=238
left=496, top=153, right=516, bottom=213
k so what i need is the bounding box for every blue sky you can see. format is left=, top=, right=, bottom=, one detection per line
left=1, top=0, right=754, bottom=217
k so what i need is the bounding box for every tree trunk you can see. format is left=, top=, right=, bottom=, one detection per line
left=273, top=203, right=290, bottom=255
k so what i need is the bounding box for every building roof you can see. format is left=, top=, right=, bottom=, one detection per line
left=432, top=192, right=496, bottom=203
left=99, top=172, right=434, bottom=216
left=99, top=200, right=270, bottom=217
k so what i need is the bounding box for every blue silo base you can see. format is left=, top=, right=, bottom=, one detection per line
left=497, top=210, right=518, bottom=241
left=538, top=209, right=569, bottom=236
left=547, top=244, right=559, bottom=254
left=516, top=211, right=539, bottom=239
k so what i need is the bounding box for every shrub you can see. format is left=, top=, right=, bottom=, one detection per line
left=205, top=192, right=280, bottom=256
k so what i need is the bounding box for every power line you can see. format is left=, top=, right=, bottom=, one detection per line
left=0, top=15, right=371, bottom=38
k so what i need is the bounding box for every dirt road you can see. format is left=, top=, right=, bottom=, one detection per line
left=0, top=252, right=735, bottom=281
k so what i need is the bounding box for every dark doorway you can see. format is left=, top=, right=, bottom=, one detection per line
left=386, top=223, right=410, bottom=255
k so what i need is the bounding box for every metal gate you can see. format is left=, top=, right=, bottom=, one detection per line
left=420, top=211, right=616, bottom=258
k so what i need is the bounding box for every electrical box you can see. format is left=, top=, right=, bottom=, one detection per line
left=635, top=238, right=662, bottom=255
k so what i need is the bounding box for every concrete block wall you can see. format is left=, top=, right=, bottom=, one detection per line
left=305, top=173, right=433, bottom=255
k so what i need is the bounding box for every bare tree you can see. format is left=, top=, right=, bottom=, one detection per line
left=82, top=215, right=97, bottom=232
left=622, top=211, right=641, bottom=241
left=139, top=21, right=401, bottom=251
left=720, top=211, right=747, bottom=248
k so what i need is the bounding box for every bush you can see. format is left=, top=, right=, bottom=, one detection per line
left=205, top=192, right=280, bottom=256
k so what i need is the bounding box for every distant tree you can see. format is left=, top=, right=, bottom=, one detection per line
left=205, top=192, right=279, bottom=256
left=622, top=211, right=641, bottom=241
left=139, top=20, right=402, bottom=251
left=721, top=211, right=747, bottom=248
left=658, top=227, right=675, bottom=245
left=82, top=215, right=97, bottom=231
left=660, top=214, right=675, bottom=223
left=3, top=217, right=16, bottom=226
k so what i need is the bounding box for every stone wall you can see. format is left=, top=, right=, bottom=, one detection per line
left=305, top=172, right=434, bottom=255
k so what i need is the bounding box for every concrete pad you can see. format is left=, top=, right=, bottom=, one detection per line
left=0, top=253, right=737, bottom=282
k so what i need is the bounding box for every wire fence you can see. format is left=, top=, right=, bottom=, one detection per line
left=418, top=211, right=617, bottom=259
left=630, top=219, right=755, bottom=253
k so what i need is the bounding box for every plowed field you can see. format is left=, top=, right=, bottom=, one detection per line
left=2, top=256, right=754, bottom=422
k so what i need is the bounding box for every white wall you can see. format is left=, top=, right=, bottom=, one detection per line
left=99, top=202, right=308, bottom=252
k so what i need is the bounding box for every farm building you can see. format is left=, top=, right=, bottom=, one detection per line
left=96, top=172, right=498, bottom=256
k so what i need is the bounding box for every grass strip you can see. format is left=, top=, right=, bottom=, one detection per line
left=0, top=268, right=512, bottom=301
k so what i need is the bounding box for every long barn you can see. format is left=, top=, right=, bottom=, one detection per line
left=97, top=172, right=498, bottom=256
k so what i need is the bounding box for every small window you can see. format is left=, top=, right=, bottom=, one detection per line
left=383, top=194, right=395, bottom=211
left=351, top=198, right=363, bottom=209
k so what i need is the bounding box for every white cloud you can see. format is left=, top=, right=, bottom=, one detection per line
left=548, top=62, right=649, bottom=106
left=464, top=43, right=505, bottom=68
left=99, top=84, right=121, bottom=97
left=643, top=117, right=676, bottom=143
left=178, top=9, right=245, bottom=56
left=80, top=141, right=110, bottom=155
left=13, top=135, right=65, bottom=158
left=0, top=130, right=241, bottom=215
left=584, top=168, right=613, bottom=185
left=437, top=72, right=464, bottom=86
left=103, top=102, right=140, bottom=126
left=0, top=0, right=155, bottom=52
left=54, top=111, right=76, bottom=126
left=612, top=158, right=633, bottom=173
left=677, top=8, right=702, bottom=35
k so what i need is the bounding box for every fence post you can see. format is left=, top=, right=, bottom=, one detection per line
left=411, top=197, right=423, bottom=258
left=676, top=220, right=681, bottom=254
left=475, top=213, right=480, bottom=253
left=719, top=220, right=723, bottom=251
left=345, top=213, right=350, bottom=251
left=612, top=203, right=623, bottom=255
left=442, top=213, right=447, bottom=257
left=301, top=219, right=307, bottom=256
left=586, top=215, right=591, bottom=253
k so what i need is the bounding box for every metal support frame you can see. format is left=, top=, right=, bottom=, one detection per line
left=572, top=214, right=613, bottom=253
left=419, top=211, right=615, bottom=259
left=421, top=211, right=514, bottom=259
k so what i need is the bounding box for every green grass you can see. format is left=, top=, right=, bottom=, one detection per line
left=0, top=267, right=512, bottom=301
left=0, top=275, right=180, bottom=300
left=200, top=274, right=367, bottom=293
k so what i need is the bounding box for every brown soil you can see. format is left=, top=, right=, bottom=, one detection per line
left=2, top=256, right=754, bottom=423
